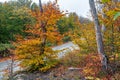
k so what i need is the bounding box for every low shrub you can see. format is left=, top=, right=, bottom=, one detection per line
left=15, top=39, right=59, bottom=72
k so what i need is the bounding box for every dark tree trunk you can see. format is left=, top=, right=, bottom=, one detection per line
left=89, top=0, right=108, bottom=70
left=39, top=0, right=43, bottom=13
left=39, top=0, right=47, bottom=54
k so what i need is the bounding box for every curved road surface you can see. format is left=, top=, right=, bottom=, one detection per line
left=0, top=42, right=79, bottom=79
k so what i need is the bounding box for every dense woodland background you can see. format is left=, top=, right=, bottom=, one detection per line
left=0, top=0, right=120, bottom=80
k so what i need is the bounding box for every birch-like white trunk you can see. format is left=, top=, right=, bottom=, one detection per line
left=89, top=0, right=108, bottom=70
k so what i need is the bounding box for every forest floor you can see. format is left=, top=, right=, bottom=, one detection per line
left=12, top=64, right=120, bottom=80
left=13, top=65, right=85, bottom=80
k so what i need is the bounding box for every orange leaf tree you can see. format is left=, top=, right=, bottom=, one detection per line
left=15, top=1, right=64, bottom=72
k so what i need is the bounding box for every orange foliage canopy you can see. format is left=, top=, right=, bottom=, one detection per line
left=26, top=2, right=64, bottom=43
left=15, top=1, right=64, bottom=72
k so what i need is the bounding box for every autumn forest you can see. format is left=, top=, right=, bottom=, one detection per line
left=0, top=0, right=120, bottom=80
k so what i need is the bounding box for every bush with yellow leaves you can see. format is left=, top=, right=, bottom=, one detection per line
left=15, top=39, right=58, bottom=72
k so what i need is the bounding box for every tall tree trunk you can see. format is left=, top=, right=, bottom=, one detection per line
left=39, top=0, right=46, bottom=54
left=89, top=0, right=108, bottom=70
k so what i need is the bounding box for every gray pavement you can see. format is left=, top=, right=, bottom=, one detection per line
left=0, top=42, right=79, bottom=79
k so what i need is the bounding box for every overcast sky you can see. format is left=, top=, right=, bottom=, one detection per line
left=0, top=0, right=90, bottom=17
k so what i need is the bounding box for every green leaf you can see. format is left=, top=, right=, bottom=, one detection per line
left=113, top=12, right=120, bottom=20
left=101, top=0, right=110, bottom=3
